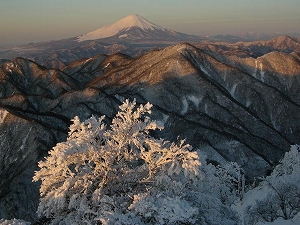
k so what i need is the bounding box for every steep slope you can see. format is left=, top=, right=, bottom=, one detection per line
left=85, top=44, right=300, bottom=169
left=0, top=110, right=59, bottom=222
left=0, top=43, right=300, bottom=221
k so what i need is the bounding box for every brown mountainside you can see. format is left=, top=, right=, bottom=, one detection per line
left=0, top=42, right=300, bottom=221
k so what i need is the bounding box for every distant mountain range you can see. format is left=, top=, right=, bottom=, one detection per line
left=196, top=35, right=300, bottom=58
left=203, top=32, right=300, bottom=43
left=0, top=14, right=299, bottom=69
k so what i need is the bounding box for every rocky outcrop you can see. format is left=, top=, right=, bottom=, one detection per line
left=0, top=41, right=300, bottom=222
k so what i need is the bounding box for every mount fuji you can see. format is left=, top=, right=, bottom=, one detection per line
left=0, top=14, right=199, bottom=68
left=77, top=14, right=198, bottom=42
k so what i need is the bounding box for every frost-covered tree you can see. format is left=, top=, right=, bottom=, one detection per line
left=0, top=219, right=30, bottom=225
left=245, top=145, right=300, bottom=224
left=33, top=99, right=239, bottom=225
left=215, top=162, right=245, bottom=202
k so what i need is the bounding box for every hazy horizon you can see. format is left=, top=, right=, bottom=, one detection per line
left=0, top=0, right=299, bottom=47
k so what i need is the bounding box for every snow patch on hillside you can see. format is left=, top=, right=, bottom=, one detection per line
left=259, top=62, right=265, bottom=82
left=188, top=95, right=200, bottom=108
left=181, top=95, right=200, bottom=114
left=4, top=62, right=15, bottom=73
left=230, top=83, right=237, bottom=97
left=119, top=34, right=128, bottom=38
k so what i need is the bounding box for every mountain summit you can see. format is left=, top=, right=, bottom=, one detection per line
left=77, top=14, right=197, bottom=42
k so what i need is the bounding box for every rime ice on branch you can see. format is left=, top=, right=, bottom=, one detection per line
left=33, top=99, right=240, bottom=225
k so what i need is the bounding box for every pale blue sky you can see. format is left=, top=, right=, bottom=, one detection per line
left=0, top=0, right=299, bottom=46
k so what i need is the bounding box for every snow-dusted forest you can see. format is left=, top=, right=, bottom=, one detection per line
left=1, top=100, right=300, bottom=225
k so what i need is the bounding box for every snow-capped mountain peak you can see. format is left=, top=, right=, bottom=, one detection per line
left=77, top=14, right=164, bottom=42
left=115, top=14, right=164, bottom=31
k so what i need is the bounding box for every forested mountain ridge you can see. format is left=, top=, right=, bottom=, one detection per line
left=0, top=39, right=300, bottom=222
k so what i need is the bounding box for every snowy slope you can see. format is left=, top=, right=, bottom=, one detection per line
left=77, top=14, right=165, bottom=42
left=258, top=215, right=300, bottom=225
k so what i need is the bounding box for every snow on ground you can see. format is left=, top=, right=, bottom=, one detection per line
left=181, top=97, right=188, bottom=114
left=257, top=213, right=300, bottom=225
left=181, top=95, right=200, bottom=114
left=230, top=83, right=237, bottom=97
left=4, top=62, right=15, bottom=73
left=187, top=95, right=200, bottom=108
left=0, top=219, right=30, bottom=225
left=233, top=179, right=300, bottom=225
left=233, top=182, right=272, bottom=225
